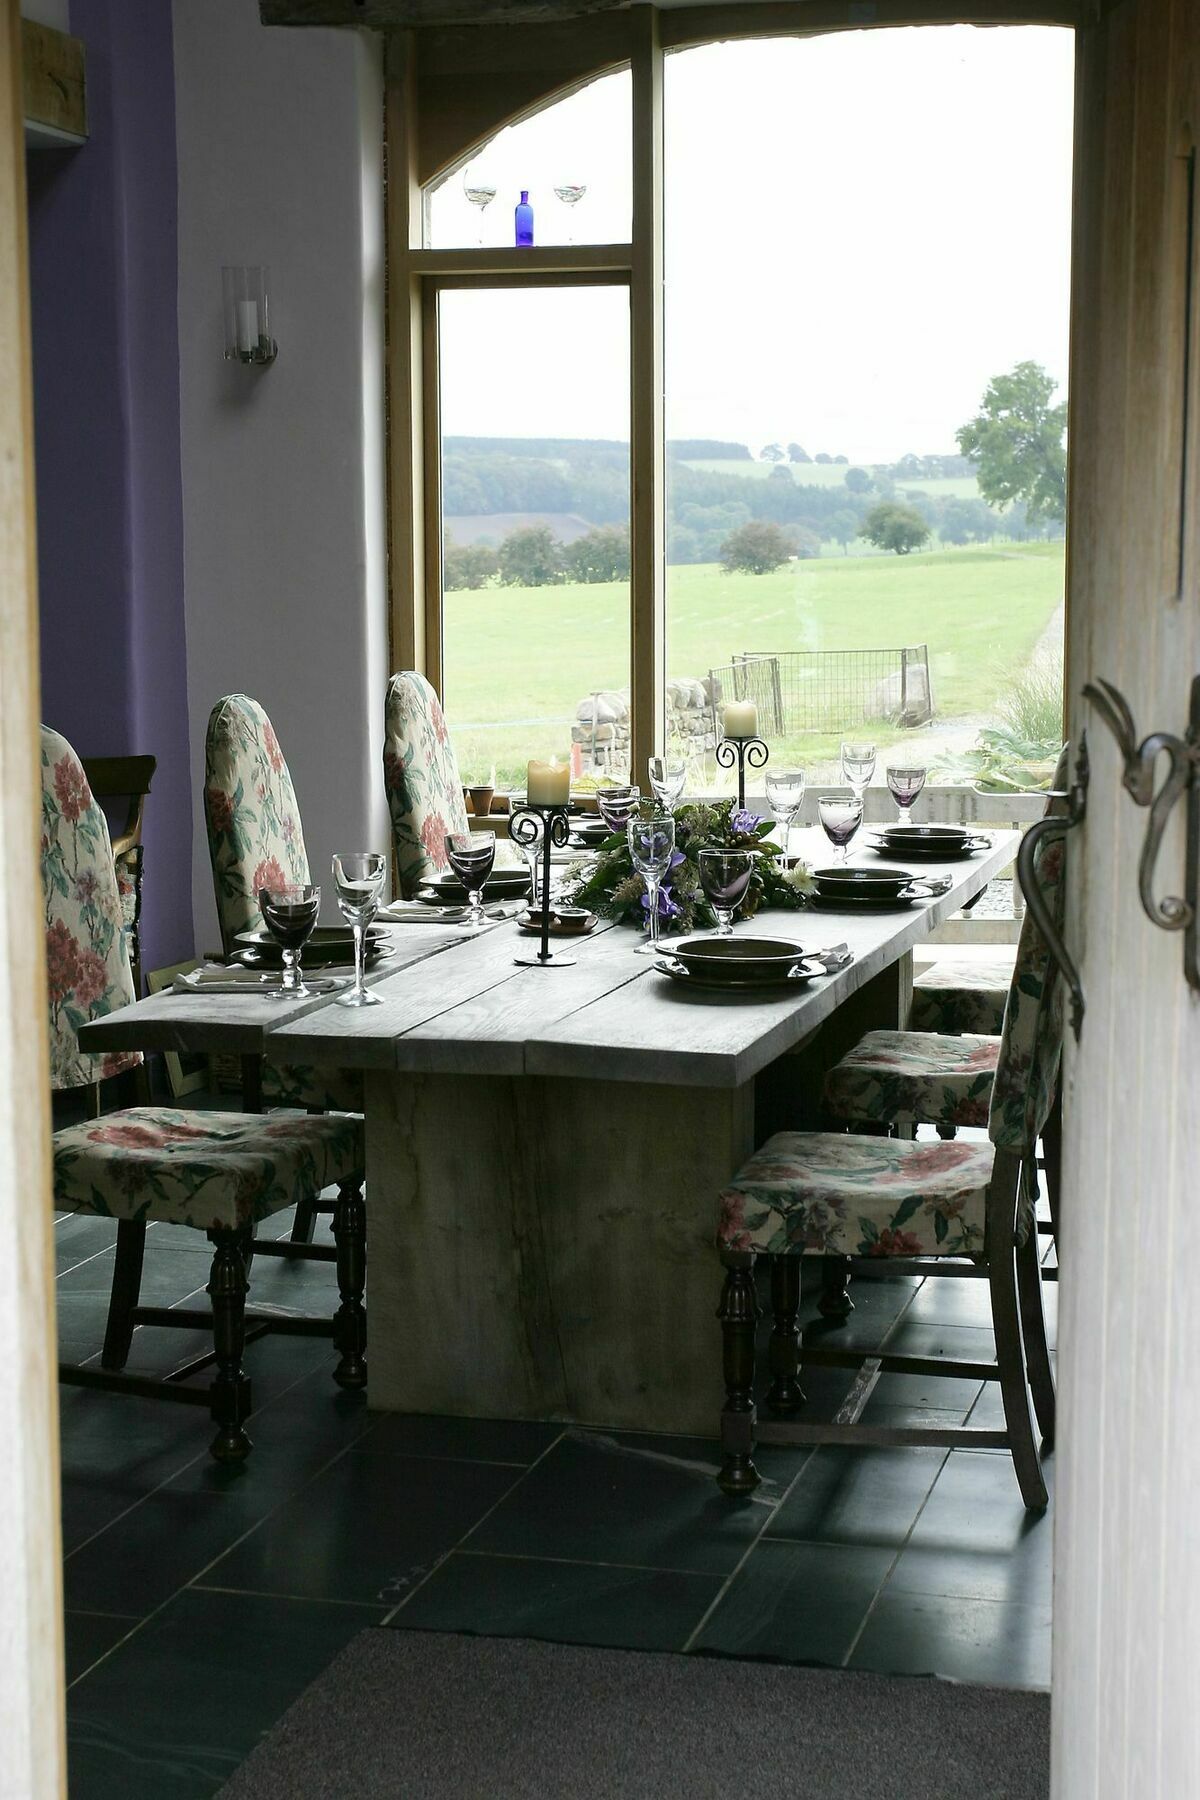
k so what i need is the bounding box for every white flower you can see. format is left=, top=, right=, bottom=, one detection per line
left=783, top=859, right=816, bottom=894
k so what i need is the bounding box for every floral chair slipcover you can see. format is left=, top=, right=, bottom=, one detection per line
left=41, top=728, right=143, bottom=1092
left=910, top=953, right=1015, bottom=1037
left=822, top=1030, right=1000, bottom=1130
left=203, top=695, right=362, bottom=1115
left=383, top=672, right=471, bottom=899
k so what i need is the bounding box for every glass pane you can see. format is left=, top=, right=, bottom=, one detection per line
left=664, top=27, right=1073, bottom=797
left=426, top=70, right=632, bottom=249
left=438, top=285, right=631, bottom=792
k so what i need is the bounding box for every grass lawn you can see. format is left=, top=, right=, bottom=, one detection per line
left=443, top=541, right=1065, bottom=786
left=678, top=458, right=982, bottom=500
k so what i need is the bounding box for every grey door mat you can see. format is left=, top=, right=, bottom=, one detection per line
left=218, top=1628, right=1050, bottom=1799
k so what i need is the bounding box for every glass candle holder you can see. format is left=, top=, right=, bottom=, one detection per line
left=222, top=266, right=277, bottom=365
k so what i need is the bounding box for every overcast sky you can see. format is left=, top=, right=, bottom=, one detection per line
left=432, top=25, right=1075, bottom=464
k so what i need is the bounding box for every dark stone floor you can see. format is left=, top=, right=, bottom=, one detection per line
left=58, top=1200, right=1055, bottom=1800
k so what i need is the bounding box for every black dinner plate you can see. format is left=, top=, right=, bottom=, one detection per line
left=655, top=954, right=826, bottom=994
left=669, top=934, right=810, bottom=983
left=867, top=836, right=990, bottom=861
left=421, top=869, right=532, bottom=904
left=233, top=925, right=391, bottom=968
left=813, top=865, right=914, bottom=897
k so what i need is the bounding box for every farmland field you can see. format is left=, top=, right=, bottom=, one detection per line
left=443, top=540, right=1065, bottom=786
left=678, top=458, right=983, bottom=500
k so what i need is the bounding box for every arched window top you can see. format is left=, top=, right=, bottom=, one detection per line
left=425, top=69, right=632, bottom=250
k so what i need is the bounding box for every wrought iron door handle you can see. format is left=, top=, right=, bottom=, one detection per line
left=1017, top=735, right=1089, bottom=1040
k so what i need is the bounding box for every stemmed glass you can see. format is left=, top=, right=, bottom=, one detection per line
left=840, top=741, right=877, bottom=804
left=765, top=768, right=806, bottom=862
left=553, top=182, right=587, bottom=242
left=331, top=852, right=387, bottom=1008
left=627, top=813, right=676, bottom=957
left=258, top=883, right=320, bottom=999
left=446, top=830, right=496, bottom=931
left=817, top=795, right=864, bottom=866
left=648, top=756, right=686, bottom=813
left=596, top=783, right=641, bottom=836
left=886, top=764, right=927, bottom=824
left=462, top=163, right=498, bottom=245
left=698, top=849, right=757, bottom=937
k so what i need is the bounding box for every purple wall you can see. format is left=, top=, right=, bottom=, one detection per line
left=27, top=0, right=193, bottom=971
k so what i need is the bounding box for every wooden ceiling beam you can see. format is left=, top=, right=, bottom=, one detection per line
left=260, top=0, right=626, bottom=25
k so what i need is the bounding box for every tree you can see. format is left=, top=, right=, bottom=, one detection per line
left=769, top=463, right=794, bottom=483
left=443, top=540, right=498, bottom=591
left=826, top=508, right=862, bottom=554
left=718, top=520, right=795, bottom=574
left=860, top=501, right=931, bottom=555
left=497, top=526, right=564, bottom=587
left=814, top=452, right=832, bottom=464
left=787, top=443, right=811, bottom=463
left=939, top=496, right=1000, bottom=546
left=832, top=454, right=849, bottom=464
left=844, top=466, right=873, bottom=495
left=760, top=443, right=785, bottom=463
left=956, top=360, right=1067, bottom=524
left=562, top=524, right=631, bottom=584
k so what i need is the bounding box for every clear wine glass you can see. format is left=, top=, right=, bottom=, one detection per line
left=332, top=852, right=387, bottom=1008
left=447, top=830, right=496, bottom=931
left=627, top=813, right=676, bottom=957
left=698, top=849, right=757, bottom=937
left=648, top=756, right=686, bottom=813
left=765, top=768, right=806, bottom=862
left=518, top=813, right=543, bottom=908
left=840, top=741, right=877, bottom=803
left=817, top=794, right=864, bottom=866
left=462, top=163, right=498, bottom=246
left=886, top=764, right=928, bottom=825
left=258, top=883, right=320, bottom=999
left=553, top=182, right=587, bottom=243
left=596, top=783, right=641, bottom=835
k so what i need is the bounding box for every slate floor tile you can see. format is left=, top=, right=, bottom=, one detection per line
left=360, top=1412, right=564, bottom=1466
left=888, top=1448, right=1055, bottom=1603
left=395, top=1549, right=722, bottom=1652
left=850, top=1587, right=1052, bottom=1688
left=766, top=1444, right=948, bottom=1548
left=64, top=1484, right=285, bottom=1618
left=64, top=1610, right=139, bottom=1684
left=695, top=1539, right=894, bottom=1666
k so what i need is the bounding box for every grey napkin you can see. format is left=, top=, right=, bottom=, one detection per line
left=172, top=967, right=350, bottom=996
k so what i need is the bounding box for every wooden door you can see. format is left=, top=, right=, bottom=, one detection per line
left=1057, top=0, right=1200, bottom=1792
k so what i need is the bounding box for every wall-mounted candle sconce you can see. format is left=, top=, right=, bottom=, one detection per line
left=222, top=265, right=277, bottom=366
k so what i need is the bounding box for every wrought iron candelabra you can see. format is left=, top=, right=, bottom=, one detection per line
left=715, top=736, right=769, bottom=811
left=509, top=802, right=574, bottom=966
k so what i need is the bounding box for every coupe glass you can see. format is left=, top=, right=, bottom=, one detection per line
left=648, top=756, right=686, bottom=813
left=447, top=830, right=496, bottom=931
left=886, top=764, right=928, bottom=824
left=840, top=741, right=877, bottom=801
left=462, top=163, right=498, bottom=245
left=596, top=783, right=641, bottom=835
left=553, top=182, right=587, bottom=242
left=331, top=852, right=386, bottom=1008
left=698, top=849, right=757, bottom=937
left=258, top=883, right=320, bottom=999
left=817, top=794, right=864, bottom=865
left=627, top=813, right=676, bottom=957
left=765, top=768, right=806, bottom=861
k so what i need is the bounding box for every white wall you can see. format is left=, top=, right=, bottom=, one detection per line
left=173, top=0, right=388, bottom=947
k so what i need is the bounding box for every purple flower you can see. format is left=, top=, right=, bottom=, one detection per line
left=641, top=882, right=682, bottom=921
left=730, top=808, right=761, bottom=838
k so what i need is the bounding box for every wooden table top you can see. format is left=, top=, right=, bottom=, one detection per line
left=80, top=829, right=1018, bottom=1089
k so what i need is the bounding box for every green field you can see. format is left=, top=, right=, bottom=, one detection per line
left=444, top=541, right=1065, bottom=786
left=679, top=458, right=982, bottom=500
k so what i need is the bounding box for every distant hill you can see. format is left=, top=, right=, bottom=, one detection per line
left=444, top=512, right=596, bottom=546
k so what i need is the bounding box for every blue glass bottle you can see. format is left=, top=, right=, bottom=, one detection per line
left=515, top=190, right=534, bottom=247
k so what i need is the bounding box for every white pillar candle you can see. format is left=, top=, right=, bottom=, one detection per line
left=236, top=298, right=259, bottom=356
left=527, top=759, right=570, bottom=806
left=722, top=701, right=759, bottom=740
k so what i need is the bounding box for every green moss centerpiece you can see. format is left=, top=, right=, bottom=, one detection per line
left=561, top=800, right=814, bottom=935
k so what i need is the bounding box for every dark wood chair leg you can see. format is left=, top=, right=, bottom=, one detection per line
left=817, top=1253, right=854, bottom=1319
left=936, top=1124, right=958, bottom=1141
left=987, top=1156, right=1048, bottom=1511
left=717, top=1249, right=760, bottom=1495
left=101, top=1219, right=146, bottom=1370
left=766, top=1254, right=804, bottom=1414
left=331, top=1182, right=367, bottom=1390
left=207, top=1230, right=252, bottom=1463
left=1016, top=1225, right=1055, bottom=1445
left=290, top=1196, right=318, bottom=1246
left=1041, top=1093, right=1063, bottom=1245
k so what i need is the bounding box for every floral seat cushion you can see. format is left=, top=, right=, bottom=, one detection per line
left=911, top=953, right=1016, bottom=1037
left=53, top=1107, right=365, bottom=1232
left=823, top=1028, right=1001, bottom=1128
left=719, top=1132, right=992, bottom=1259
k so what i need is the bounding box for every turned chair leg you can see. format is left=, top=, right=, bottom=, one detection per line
left=766, top=1255, right=804, bottom=1414
left=987, top=1176, right=1048, bottom=1511
left=332, top=1182, right=367, bottom=1390
left=1041, top=1094, right=1063, bottom=1245
left=817, top=1253, right=854, bottom=1320
left=717, top=1249, right=760, bottom=1495
left=207, top=1230, right=253, bottom=1463
left=101, top=1219, right=146, bottom=1370
left=1016, top=1225, right=1055, bottom=1446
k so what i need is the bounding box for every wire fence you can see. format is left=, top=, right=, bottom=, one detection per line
left=707, top=646, right=934, bottom=737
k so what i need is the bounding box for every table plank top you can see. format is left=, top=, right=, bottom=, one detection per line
left=80, top=830, right=1018, bottom=1086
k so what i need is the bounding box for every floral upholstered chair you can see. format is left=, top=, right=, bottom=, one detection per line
left=203, top=694, right=363, bottom=1134
left=713, top=829, right=1065, bottom=1511
left=45, top=726, right=368, bottom=1461
left=383, top=672, right=471, bottom=899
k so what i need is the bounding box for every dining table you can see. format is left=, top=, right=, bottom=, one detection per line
left=79, top=826, right=1019, bottom=1436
